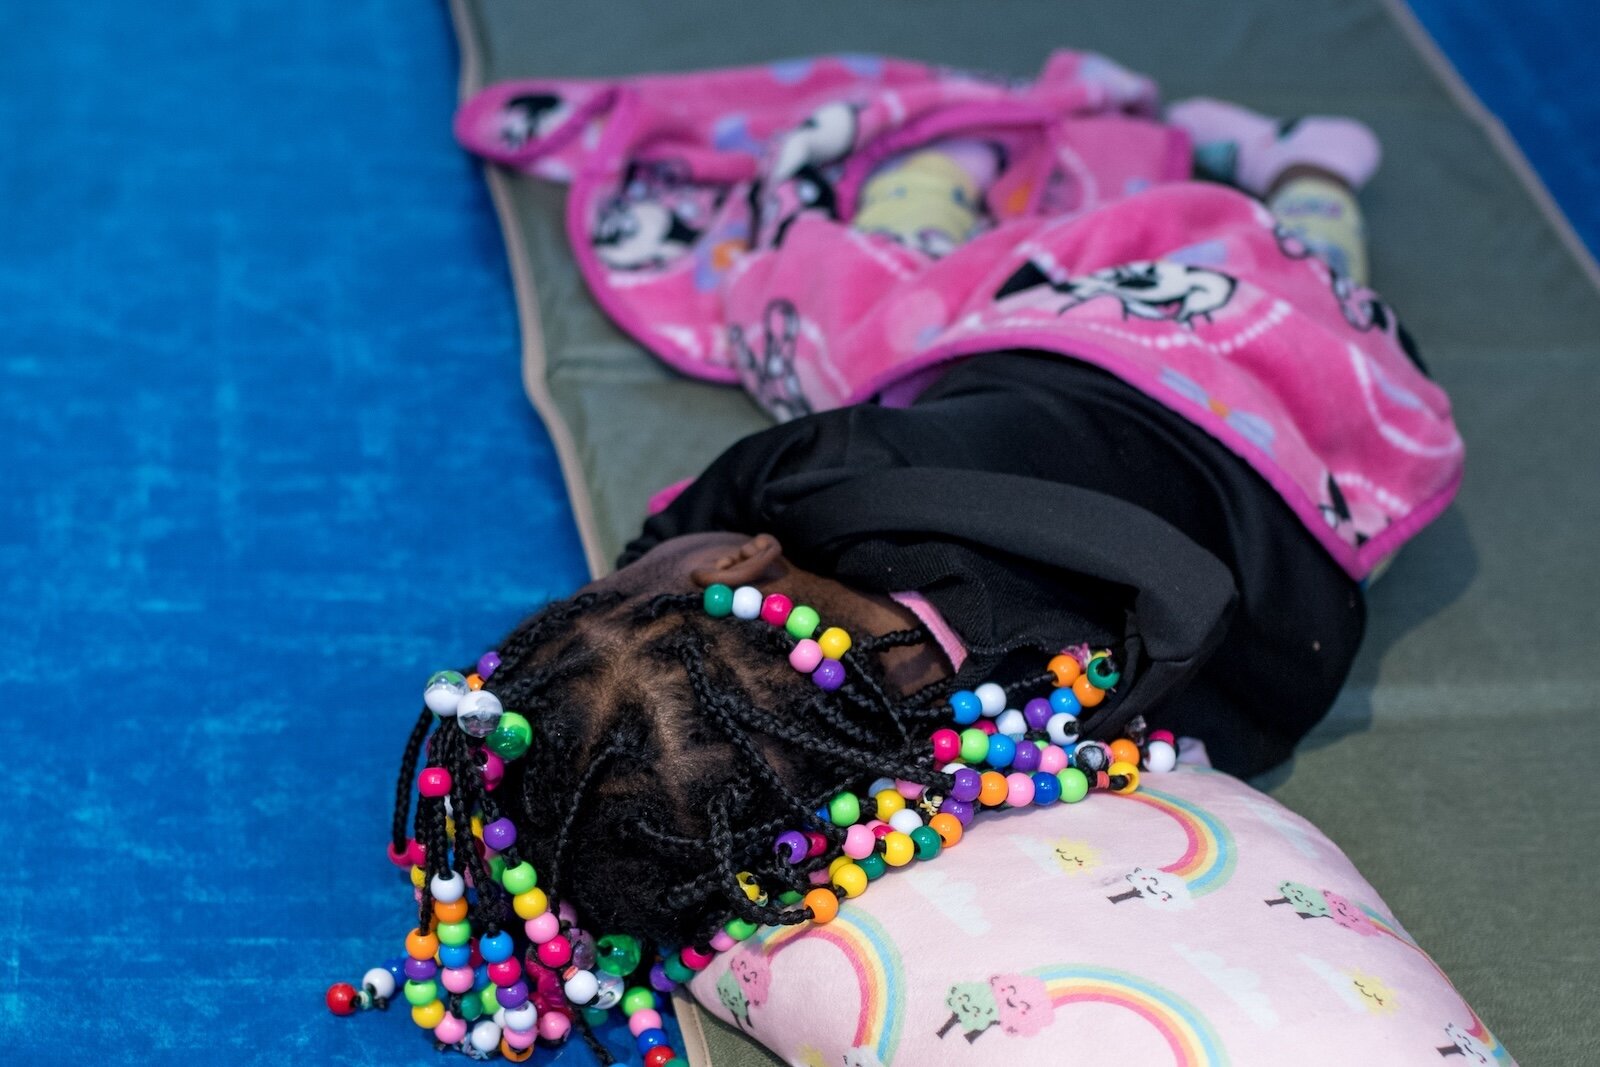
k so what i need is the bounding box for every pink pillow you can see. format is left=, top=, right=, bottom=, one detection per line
left=687, top=766, right=1513, bottom=1065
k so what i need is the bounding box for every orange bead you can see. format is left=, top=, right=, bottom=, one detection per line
left=1109, top=739, right=1141, bottom=767
left=433, top=898, right=468, bottom=924
left=929, top=813, right=963, bottom=848
left=405, top=927, right=439, bottom=961
left=1072, top=674, right=1105, bottom=708
left=804, top=887, right=840, bottom=924
left=500, top=1039, right=534, bottom=1063
left=466, top=673, right=484, bottom=690
left=978, top=771, right=1010, bottom=807
left=1047, top=654, right=1081, bottom=687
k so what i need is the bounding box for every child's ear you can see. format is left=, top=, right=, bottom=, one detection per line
left=689, top=533, right=788, bottom=588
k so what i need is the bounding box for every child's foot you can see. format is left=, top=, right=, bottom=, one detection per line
left=1167, top=98, right=1381, bottom=196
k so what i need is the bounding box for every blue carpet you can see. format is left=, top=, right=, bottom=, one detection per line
left=0, top=1, right=1592, bottom=1065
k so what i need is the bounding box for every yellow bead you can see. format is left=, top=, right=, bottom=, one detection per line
left=882, top=831, right=915, bottom=867
left=817, top=627, right=853, bottom=660
left=411, top=1000, right=445, bottom=1029
left=409, top=865, right=425, bottom=888
left=1109, top=761, right=1141, bottom=794
left=737, top=871, right=768, bottom=906
left=873, top=789, right=905, bottom=820
left=445, top=818, right=455, bottom=837
left=828, top=855, right=853, bottom=877
left=512, top=888, right=549, bottom=920
left=470, top=816, right=484, bottom=839
left=831, top=862, right=869, bottom=898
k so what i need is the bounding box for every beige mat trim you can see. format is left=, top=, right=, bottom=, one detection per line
left=1378, top=0, right=1600, bottom=296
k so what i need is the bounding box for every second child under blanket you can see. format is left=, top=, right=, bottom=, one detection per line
left=455, top=51, right=1461, bottom=582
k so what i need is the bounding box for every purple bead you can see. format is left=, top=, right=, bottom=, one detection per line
left=939, top=797, right=975, bottom=825
left=570, top=930, right=597, bottom=971
left=812, top=658, right=846, bottom=691
left=482, top=817, right=517, bottom=852
left=773, top=830, right=808, bottom=864
left=1023, top=697, right=1053, bottom=731
left=649, top=962, right=676, bottom=993
left=477, top=651, right=502, bottom=679
left=948, top=767, right=982, bottom=803
left=1012, top=741, right=1042, bottom=773
left=497, top=980, right=530, bottom=1009
left=404, top=957, right=437, bottom=981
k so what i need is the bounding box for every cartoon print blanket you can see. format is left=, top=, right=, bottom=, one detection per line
left=455, top=52, right=1463, bottom=580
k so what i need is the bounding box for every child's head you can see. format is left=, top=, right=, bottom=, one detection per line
left=394, top=532, right=954, bottom=948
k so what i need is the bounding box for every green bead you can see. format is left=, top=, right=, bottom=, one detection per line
left=828, top=791, right=861, bottom=827
left=703, top=583, right=734, bottom=618
left=785, top=605, right=820, bottom=640
left=583, top=1007, right=610, bottom=1027
left=910, top=825, right=943, bottom=861
left=725, top=918, right=759, bottom=941
left=777, top=890, right=803, bottom=906
left=486, top=711, right=532, bottom=760
left=858, top=853, right=887, bottom=880
left=1057, top=767, right=1090, bottom=803
left=959, top=728, right=990, bottom=764
left=459, top=992, right=483, bottom=1020
left=501, top=860, right=538, bottom=895
left=480, top=986, right=500, bottom=1014
left=403, top=979, right=438, bottom=1007
left=663, top=955, right=694, bottom=985
left=1087, top=655, right=1120, bottom=689
left=596, top=933, right=643, bottom=977
left=621, top=987, right=656, bottom=1017
left=488, top=855, right=507, bottom=883
left=435, top=920, right=472, bottom=946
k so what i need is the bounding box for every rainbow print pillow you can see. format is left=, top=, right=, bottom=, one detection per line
left=686, top=766, right=1512, bottom=1066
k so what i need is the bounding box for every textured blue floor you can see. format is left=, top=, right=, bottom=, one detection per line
left=0, top=1, right=1591, bottom=1065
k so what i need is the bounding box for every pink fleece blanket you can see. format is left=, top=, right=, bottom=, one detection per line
left=456, top=52, right=1462, bottom=580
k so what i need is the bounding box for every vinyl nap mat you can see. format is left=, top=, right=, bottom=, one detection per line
left=449, top=1, right=1600, bottom=1063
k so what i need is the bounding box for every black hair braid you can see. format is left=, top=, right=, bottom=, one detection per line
left=391, top=705, right=434, bottom=854
left=414, top=789, right=450, bottom=932
left=492, top=591, right=622, bottom=682
left=706, top=787, right=811, bottom=929
left=573, top=1009, right=618, bottom=1067
left=545, top=729, right=633, bottom=900
left=854, top=627, right=929, bottom=653
left=439, top=727, right=502, bottom=929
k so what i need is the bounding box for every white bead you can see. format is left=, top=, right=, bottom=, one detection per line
left=455, top=689, right=504, bottom=739
left=1144, top=739, right=1178, bottom=773
left=470, top=1020, right=502, bottom=1053
left=731, top=585, right=764, bottom=619
left=593, top=971, right=624, bottom=1010
left=995, top=709, right=1027, bottom=737
left=1047, top=712, right=1080, bottom=747
left=362, top=967, right=396, bottom=1001
left=503, top=1002, right=538, bottom=1031
left=430, top=871, right=465, bottom=903
left=866, top=777, right=896, bottom=798
left=564, top=969, right=599, bottom=1005
left=974, top=682, right=1007, bottom=717
left=493, top=1009, right=507, bottom=1028
left=888, top=809, right=923, bottom=834
left=424, top=670, right=469, bottom=716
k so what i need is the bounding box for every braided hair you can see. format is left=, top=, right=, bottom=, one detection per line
left=390, top=586, right=976, bottom=953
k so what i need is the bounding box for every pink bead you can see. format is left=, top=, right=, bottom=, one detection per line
left=557, top=902, right=578, bottom=925
left=681, top=946, right=714, bottom=970
left=406, top=839, right=426, bottom=867
left=975, top=719, right=997, bottom=736
left=869, top=822, right=892, bottom=839
left=1005, top=772, right=1036, bottom=808
left=433, top=1014, right=467, bottom=1045
left=709, top=930, right=736, bottom=953
left=804, top=831, right=828, bottom=858
left=503, top=1025, right=537, bottom=1050
left=843, top=824, right=875, bottom=859
left=488, top=959, right=522, bottom=986
left=537, top=935, right=572, bottom=968
left=629, top=1009, right=663, bottom=1037
left=760, top=593, right=793, bottom=626
left=442, top=966, right=475, bottom=994
left=895, top=778, right=924, bottom=799
left=482, top=751, right=505, bottom=791
left=538, top=1012, right=572, bottom=1041
left=788, top=639, right=823, bottom=673
left=930, top=729, right=961, bottom=763
left=1150, top=729, right=1176, bottom=745
left=386, top=841, right=411, bottom=868
left=808, top=868, right=830, bottom=885
left=418, top=767, right=451, bottom=797
left=525, top=912, right=560, bottom=944
left=1038, top=745, right=1068, bottom=774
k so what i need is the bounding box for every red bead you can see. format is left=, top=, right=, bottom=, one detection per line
left=418, top=768, right=452, bottom=797
left=759, top=593, right=793, bottom=626
left=930, top=728, right=960, bottom=763
left=325, top=982, right=358, bottom=1016
left=488, top=959, right=522, bottom=986
left=680, top=946, right=714, bottom=971
left=645, top=1048, right=677, bottom=1067
left=803, top=831, right=828, bottom=858
left=536, top=935, right=572, bottom=968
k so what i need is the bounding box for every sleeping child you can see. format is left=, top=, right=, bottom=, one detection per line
left=326, top=52, right=1461, bottom=1062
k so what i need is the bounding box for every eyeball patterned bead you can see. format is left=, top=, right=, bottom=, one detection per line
left=1046, top=712, right=1079, bottom=746
left=456, top=689, right=504, bottom=739
left=363, top=967, right=396, bottom=1002
left=424, top=670, right=469, bottom=716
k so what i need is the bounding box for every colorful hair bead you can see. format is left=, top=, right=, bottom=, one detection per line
left=702, top=583, right=734, bottom=617
left=784, top=605, right=820, bottom=640
left=485, top=711, right=532, bottom=760
left=1023, top=697, right=1053, bottom=731
left=873, top=788, right=907, bottom=820
left=1058, top=767, right=1090, bottom=803
left=326, top=982, right=358, bottom=1016
left=730, top=585, right=763, bottom=620
left=1011, top=738, right=1041, bottom=773
left=424, top=670, right=469, bottom=716
left=881, top=831, right=915, bottom=867
left=1108, top=761, right=1140, bottom=794
left=948, top=690, right=982, bottom=725
left=827, top=791, right=861, bottom=827
left=759, top=593, right=793, bottom=626
left=812, top=658, right=846, bottom=691
left=1047, top=653, right=1082, bottom=687
left=803, top=887, right=840, bottom=923
left=958, top=728, right=989, bottom=764
left=978, top=771, right=1009, bottom=807
left=995, top=707, right=1027, bottom=737
left=456, top=689, right=504, bottom=739
left=1087, top=653, right=1121, bottom=689
left=1072, top=673, right=1106, bottom=708
left=928, top=813, right=963, bottom=847
left=974, top=682, right=1006, bottom=717
left=817, top=627, right=852, bottom=660
left=788, top=639, right=823, bottom=674
left=1145, top=738, right=1178, bottom=772
left=985, top=733, right=1016, bottom=769
left=417, top=767, right=451, bottom=797
left=411, top=999, right=446, bottom=1029
left=930, top=727, right=961, bottom=762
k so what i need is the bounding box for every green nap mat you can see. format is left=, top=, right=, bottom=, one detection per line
left=450, top=2, right=1600, bottom=1062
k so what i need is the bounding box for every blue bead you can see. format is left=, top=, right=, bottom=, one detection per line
left=1031, top=771, right=1062, bottom=805
left=1049, top=687, right=1081, bottom=716
left=473, top=964, right=490, bottom=991
left=637, top=1029, right=670, bottom=1053
left=438, top=944, right=472, bottom=969
left=949, top=690, right=982, bottom=725
left=383, top=957, right=407, bottom=987
left=479, top=930, right=514, bottom=963
left=984, top=734, right=1016, bottom=769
